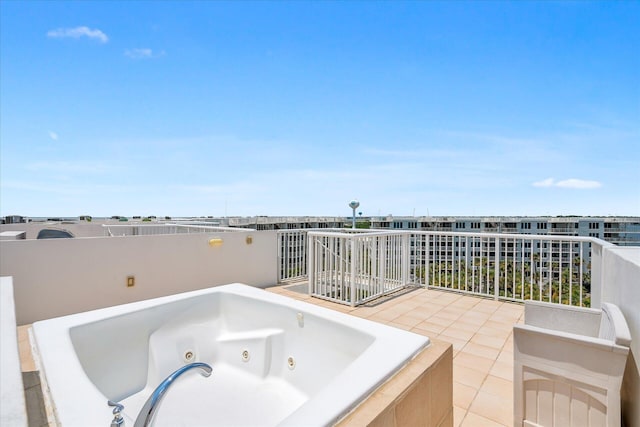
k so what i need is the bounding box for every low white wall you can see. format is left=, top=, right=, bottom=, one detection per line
left=601, top=247, right=640, bottom=427
left=0, top=277, right=28, bottom=427
left=0, top=231, right=278, bottom=325
left=0, top=222, right=107, bottom=239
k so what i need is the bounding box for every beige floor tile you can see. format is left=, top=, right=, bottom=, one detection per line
left=461, top=342, right=501, bottom=361
left=489, top=360, right=513, bottom=382
left=414, top=320, right=447, bottom=334
left=453, top=405, right=467, bottom=427
left=499, top=302, right=524, bottom=314
left=493, top=302, right=523, bottom=312
left=410, top=324, right=442, bottom=338
left=427, top=315, right=456, bottom=328
left=454, top=352, right=495, bottom=375
left=392, top=313, right=427, bottom=328
left=475, top=324, right=511, bottom=338
left=436, top=309, right=465, bottom=321
left=386, top=304, right=418, bottom=317
left=409, top=328, right=432, bottom=339
left=496, top=350, right=514, bottom=366
left=437, top=335, right=469, bottom=352
left=480, top=375, right=512, bottom=400
left=368, top=309, right=402, bottom=323
left=450, top=319, right=482, bottom=333
left=457, top=309, right=490, bottom=322
left=440, top=326, right=475, bottom=341
left=451, top=297, right=481, bottom=308
left=461, top=411, right=507, bottom=427
left=352, top=305, right=385, bottom=318
left=410, top=297, right=434, bottom=308
left=471, top=300, right=502, bottom=314
left=411, top=291, right=433, bottom=300
left=406, top=305, right=440, bottom=320
left=469, top=333, right=507, bottom=350
left=431, top=295, right=462, bottom=306
left=468, top=390, right=513, bottom=426
left=503, top=335, right=514, bottom=350
left=453, top=381, right=477, bottom=410
left=443, top=303, right=469, bottom=311
left=400, top=298, right=425, bottom=309
left=491, top=306, right=522, bottom=317
left=428, top=300, right=455, bottom=310
left=387, top=320, right=414, bottom=330
left=487, top=313, right=518, bottom=330
left=453, top=365, right=487, bottom=390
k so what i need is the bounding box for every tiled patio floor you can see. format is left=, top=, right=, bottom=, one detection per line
left=267, top=282, right=524, bottom=427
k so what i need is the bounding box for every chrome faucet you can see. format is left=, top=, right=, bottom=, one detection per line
left=108, top=400, right=125, bottom=427
left=134, top=362, right=213, bottom=427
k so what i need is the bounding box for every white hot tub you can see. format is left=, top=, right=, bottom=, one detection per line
left=33, top=283, right=429, bottom=426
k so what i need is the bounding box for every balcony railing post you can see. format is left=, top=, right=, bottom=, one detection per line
left=590, top=239, right=604, bottom=309
left=350, top=236, right=356, bottom=307
left=402, top=233, right=409, bottom=286
left=425, top=234, right=430, bottom=289
left=307, top=234, right=315, bottom=296
left=494, top=237, right=500, bottom=300
left=379, top=235, right=386, bottom=292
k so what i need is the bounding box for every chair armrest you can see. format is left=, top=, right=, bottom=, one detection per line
left=600, top=303, right=632, bottom=347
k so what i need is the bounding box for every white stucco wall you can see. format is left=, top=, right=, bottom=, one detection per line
left=601, top=247, right=640, bottom=427
left=0, top=277, right=28, bottom=427
left=0, top=231, right=278, bottom=325
left=0, top=221, right=107, bottom=239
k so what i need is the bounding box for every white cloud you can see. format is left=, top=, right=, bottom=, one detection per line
left=47, top=26, right=109, bottom=43
left=124, top=48, right=165, bottom=59
left=48, top=131, right=58, bottom=141
left=532, top=178, right=555, bottom=188
left=532, top=178, right=602, bottom=189
left=556, top=178, right=603, bottom=189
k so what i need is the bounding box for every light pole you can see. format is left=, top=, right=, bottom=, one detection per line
left=349, top=200, right=360, bottom=229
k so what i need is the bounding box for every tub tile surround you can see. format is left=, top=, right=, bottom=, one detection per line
left=17, top=284, right=522, bottom=427
left=337, top=340, right=452, bottom=427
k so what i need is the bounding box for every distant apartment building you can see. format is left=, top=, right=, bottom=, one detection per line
left=227, top=216, right=639, bottom=283
left=369, top=216, right=640, bottom=247
left=215, top=215, right=640, bottom=246
left=2, top=215, right=26, bottom=225
left=222, top=216, right=347, bottom=231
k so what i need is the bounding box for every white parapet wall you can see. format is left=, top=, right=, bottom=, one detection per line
left=0, top=231, right=278, bottom=325
left=0, top=277, right=28, bottom=427
left=0, top=221, right=108, bottom=239
left=600, top=246, right=640, bottom=427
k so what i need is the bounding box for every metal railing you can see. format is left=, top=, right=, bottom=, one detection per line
left=277, top=228, right=371, bottom=283
left=278, top=229, right=610, bottom=308
left=277, top=230, right=308, bottom=282
left=307, top=230, right=411, bottom=306
left=410, top=231, right=604, bottom=307
left=103, top=223, right=249, bottom=237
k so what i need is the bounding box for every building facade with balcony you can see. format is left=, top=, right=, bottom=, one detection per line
left=369, top=216, right=640, bottom=246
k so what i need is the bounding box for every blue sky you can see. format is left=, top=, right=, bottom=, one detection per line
left=1, top=1, right=638, bottom=217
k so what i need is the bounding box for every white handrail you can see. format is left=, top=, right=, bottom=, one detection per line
left=281, top=229, right=607, bottom=308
